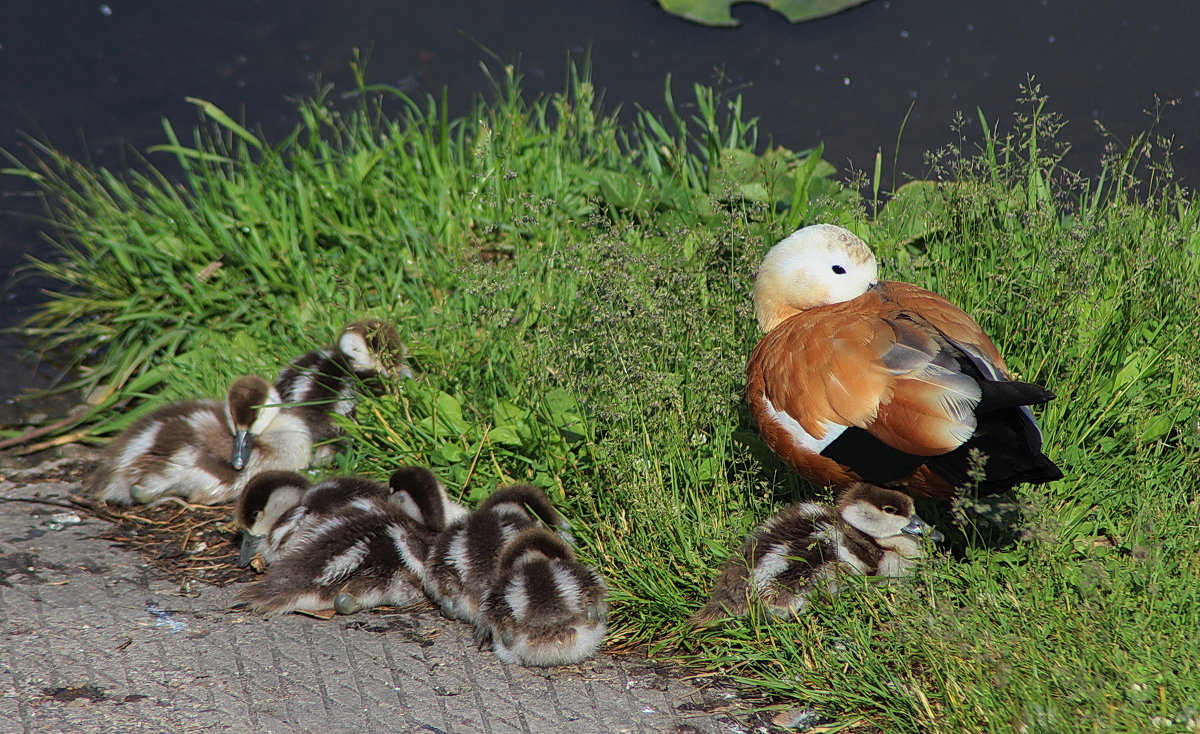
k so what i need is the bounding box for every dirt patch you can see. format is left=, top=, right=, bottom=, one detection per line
left=67, top=494, right=253, bottom=588
left=37, top=685, right=150, bottom=706
left=40, top=684, right=109, bottom=704
left=0, top=551, right=67, bottom=586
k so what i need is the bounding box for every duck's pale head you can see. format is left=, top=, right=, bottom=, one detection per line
left=753, top=224, right=879, bottom=333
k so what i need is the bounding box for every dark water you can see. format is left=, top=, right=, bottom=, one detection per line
left=3, top=0, right=1198, bottom=401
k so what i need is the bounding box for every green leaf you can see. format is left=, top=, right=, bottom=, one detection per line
left=184, top=97, right=264, bottom=150
left=873, top=180, right=947, bottom=244
left=1138, top=413, right=1177, bottom=444
left=543, top=389, right=581, bottom=423
left=488, top=425, right=523, bottom=447
left=492, top=400, right=528, bottom=426
left=433, top=442, right=466, bottom=464
left=147, top=144, right=235, bottom=164
left=658, top=0, right=872, bottom=27
left=418, top=391, right=470, bottom=437
left=712, top=146, right=838, bottom=209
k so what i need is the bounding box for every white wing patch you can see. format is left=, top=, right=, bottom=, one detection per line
left=762, top=395, right=847, bottom=453
left=834, top=539, right=870, bottom=574
left=550, top=564, right=584, bottom=608
left=504, top=576, right=531, bottom=621
left=117, top=422, right=162, bottom=472
left=446, top=528, right=472, bottom=578
left=386, top=523, right=426, bottom=578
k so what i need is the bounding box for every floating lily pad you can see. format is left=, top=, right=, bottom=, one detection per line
left=658, top=0, right=872, bottom=27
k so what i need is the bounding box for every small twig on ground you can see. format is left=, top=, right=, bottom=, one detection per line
left=17, top=429, right=95, bottom=455
left=0, top=410, right=94, bottom=451
left=67, top=494, right=174, bottom=525
left=0, top=496, right=88, bottom=512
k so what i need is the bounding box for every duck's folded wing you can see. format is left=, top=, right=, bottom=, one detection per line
left=869, top=318, right=982, bottom=455
left=750, top=309, right=983, bottom=460
left=879, top=281, right=1011, bottom=378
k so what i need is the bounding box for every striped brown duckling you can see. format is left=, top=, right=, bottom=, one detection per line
left=476, top=527, right=607, bottom=667
left=233, top=467, right=460, bottom=617
left=424, top=484, right=572, bottom=624
left=691, top=482, right=942, bottom=625
left=274, top=320, right=410, bottom=467
left=235, top=466, right=465, bottom=570
left=88, top=375, right=311, bottom=505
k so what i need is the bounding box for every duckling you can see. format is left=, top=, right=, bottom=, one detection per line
left=235, top=470, right=309, bottom=567
left=274, top=320, right=410, bottom=466
left=691, top=483, right=942, bottom=625
left=477, top=527, right=608, bottom=667
left=88, top=376, right=312, bottom=505
left=235, top=465, right=464, bottom=570
left=387, top=465, right=469, bottom=530
left=424, top=483, right=571, bottom=624
left=235, top=471, right=383, bottom=568
left=747, top=224, right=1062, bottom=499
left=233, top=500, right=440, bottom=617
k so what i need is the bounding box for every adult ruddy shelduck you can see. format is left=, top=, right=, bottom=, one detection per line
left=747, top=224, right=1062, bottom=498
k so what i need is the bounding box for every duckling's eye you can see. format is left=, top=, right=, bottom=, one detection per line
left=832, top=265, right=847, bottom=275
left=882, top=505, right=898, bottom=514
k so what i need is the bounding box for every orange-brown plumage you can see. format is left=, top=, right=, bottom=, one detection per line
left=747, top=225, right=1061, bottom=499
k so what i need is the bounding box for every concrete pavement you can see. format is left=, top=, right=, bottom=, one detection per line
left=0, top=447, right=762, bottom=734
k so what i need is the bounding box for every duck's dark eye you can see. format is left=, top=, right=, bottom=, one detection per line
left=832, top=265, right=847, bottom=275
left=882, top=505, right=898, bottom=514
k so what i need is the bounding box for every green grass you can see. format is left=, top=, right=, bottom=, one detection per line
left=5, top=64, right=1199, bottom=732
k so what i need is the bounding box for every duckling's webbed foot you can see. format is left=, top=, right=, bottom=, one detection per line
left=130, top=483, right=165, bottom=505
left=334, top=592, right=366, bottom=615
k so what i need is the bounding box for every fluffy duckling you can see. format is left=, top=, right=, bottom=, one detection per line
left=88, top=376, right=311, bottom=505
left=747, top=224, right=1062, bottom=498
left=235, top=466, right=465, bottom=570
left=387, top=465, right=469, bottom=530
left=236, top=471, right=376, bottom=568
left=477, top=527, right=608, bottom=667
left=273, top=320, right=410, bottom=467
left=424, top=484, right=572, bottom=624
left=691, top=483, right=942, bottom=625
left=233, top=499, right=442, bottom=617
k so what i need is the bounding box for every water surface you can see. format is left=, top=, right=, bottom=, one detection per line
left=3, top=0, right=1198, bottom=399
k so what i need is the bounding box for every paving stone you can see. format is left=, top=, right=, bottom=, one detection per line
left=0, top=449, right=753, bottom=734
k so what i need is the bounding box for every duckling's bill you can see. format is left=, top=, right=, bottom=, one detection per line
left=901, top=515, right=944, bottom=543
left=231, top=429, right=254, bottom=471
left=238, top=530, right=264, bottom=569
